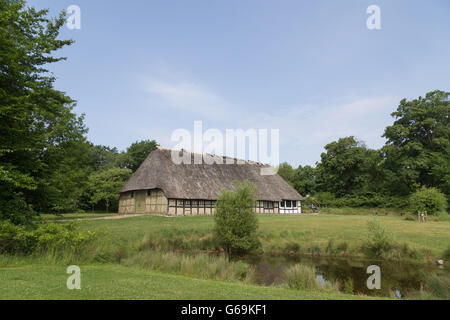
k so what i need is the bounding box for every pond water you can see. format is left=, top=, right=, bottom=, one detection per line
left=239, top=254, right=449, bottom=298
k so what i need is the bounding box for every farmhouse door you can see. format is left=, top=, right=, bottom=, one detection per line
left=135, top=191, right=146, bottom=214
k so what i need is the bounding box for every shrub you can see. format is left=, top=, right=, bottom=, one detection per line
left=214, top=180, right=261, bottom=256
left=315, top=192, right=335, bottom=206
left=0, top=221, right=36, bottom=254
left=362, top=219, right=394, bottom=259
left=410, top=187, right=448, bottom=216
left=284, top=242, right=301, bottom=254
left=0, top=221, right=99, bottom=255
left=325, top=240, right=348, bottom=255
left=284, top=264, right=321, bottom=290
left=316, top=195, right=410, bottom=209
left=284, top=264, right=339, bottom=291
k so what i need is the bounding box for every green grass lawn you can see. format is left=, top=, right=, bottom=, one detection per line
left=2, top=212, right=448, bottom=300
left=0, top=263, right=378, bottom=300
left=75, top=213, right=450, bottom=257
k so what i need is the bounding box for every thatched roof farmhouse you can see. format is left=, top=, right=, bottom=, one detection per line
left=119, top=147, right=305, bottom=215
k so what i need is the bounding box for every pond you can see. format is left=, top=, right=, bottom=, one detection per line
left=239, top=254, right=449, bottom=298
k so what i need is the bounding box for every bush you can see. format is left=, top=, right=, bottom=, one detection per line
left=315, top=192, right=335, bottom=206
left=284, top=242, right=301, bottom=254
left=322, top=195, right=410, bottom=208
left=0, top=221, right=99, bottom=255
left=284, top=264, right=321, bottom=290
left=410, top=187, right=448, bottom=216
left=362, top=219, right=394, bottom=259
left=214, top=180, right=261, bottom=256
left=284, top=264, right=338, bottom=291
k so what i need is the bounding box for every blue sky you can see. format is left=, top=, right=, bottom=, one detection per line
left=29, top=0, right=450, bottom=167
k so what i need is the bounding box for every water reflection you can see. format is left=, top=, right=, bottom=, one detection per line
left=240, top=254, right=448, bottom=298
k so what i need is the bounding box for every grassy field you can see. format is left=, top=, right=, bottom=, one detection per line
left=40, top=212, right=119, bottom=221
left=0, top=262, right=376, bottom=300
left=71, top=213, right=450, bottom=258
left=1, top=212, right=448, bottom=300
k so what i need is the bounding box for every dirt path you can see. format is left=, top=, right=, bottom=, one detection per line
left=58, top=214, right=147, bottom=222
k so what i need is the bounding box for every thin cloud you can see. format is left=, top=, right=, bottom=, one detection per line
left=142, top=78, right=230, bottom=119
left=246, top=96, right=399, bottom=166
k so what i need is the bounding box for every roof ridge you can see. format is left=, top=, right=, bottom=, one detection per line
left=157, top=146, right=265, bottom=166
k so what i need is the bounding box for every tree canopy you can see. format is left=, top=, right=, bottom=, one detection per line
left=0, top=0, right=85, bottom=221
left=277, top=90, right=449, bottom=209
left=0, top=1, right=159, bottom=223
left=126, top=140, right=159, bottom=172
left=382, top=90, right=450, bottom=196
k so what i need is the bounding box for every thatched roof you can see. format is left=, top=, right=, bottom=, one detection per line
left=120, top=147, right=305, bottom=201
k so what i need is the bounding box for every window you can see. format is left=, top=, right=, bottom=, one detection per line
left=285, top=200, right=291, bottom=207
left=130, top=191, right=134, bottom=198
left=147, top=190, right=151, bottom=196
left=292, top=201, right=297, bottom=207
left=185, top=200, right=191, bottom=207
left=263, top=201, right=274, bottom=209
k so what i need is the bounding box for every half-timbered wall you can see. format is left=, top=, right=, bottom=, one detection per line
left=119, top=191, right=302, bottom=216
left=255, top=201, right=279, bottom=214
left=147, top=189, right=168, bottom=214
left=119, top=189, right=168, bottom=214
left=167, top=199, right=216, bottom=216
left=118, top=191, right=135, bottom=214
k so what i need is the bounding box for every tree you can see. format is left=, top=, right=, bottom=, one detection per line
left=88, top=144, right=129, bottom=171
left=87, top=168, right=132, bottom=213
left=410, top=187, right=447, bottom=216
left=382, top=90, right=450, bottom=197
left=32, top=139, right=93, bottom=213
left=0, top=1, right=86, bottom=223
left=293, top=165, right=317, bottom=196
left=316, top=137, right=382, bottom=197
left=277, top=162, right=296, bottom=186
left=125, top=140, right=159, bottom=172
left=214, top=180, right=260, bottom=256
